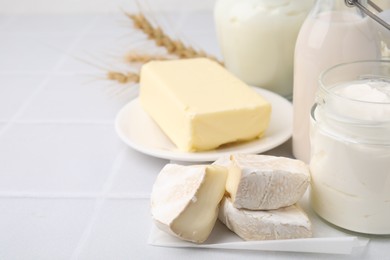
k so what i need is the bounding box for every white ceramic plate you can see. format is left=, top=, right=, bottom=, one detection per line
left=115, top=88, right=292, bottom=162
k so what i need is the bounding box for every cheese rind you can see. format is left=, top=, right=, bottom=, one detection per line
left=218, top=197, right=312, bottom=240
left=139, top=58, right=271, bottom=152
left=214, top=154, right=310, bottom=210
left=151, top=164, right=227, bottom=243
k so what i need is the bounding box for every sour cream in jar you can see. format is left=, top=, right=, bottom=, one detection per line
left=310, top=61, right=390, bottom=234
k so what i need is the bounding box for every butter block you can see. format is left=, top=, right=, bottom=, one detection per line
left=151, top=164, right=228, bottom=243
left=214, top=154, right=310, bottom=210
left=219, top=197, right=312, bottom=241
left=139, top=58, right=271, bottom=152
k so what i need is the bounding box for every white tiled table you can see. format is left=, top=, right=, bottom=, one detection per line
left=0, top=8, right=389, bottom=260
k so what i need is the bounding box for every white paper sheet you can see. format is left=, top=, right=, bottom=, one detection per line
left=148, top=191, right=369, bottom=254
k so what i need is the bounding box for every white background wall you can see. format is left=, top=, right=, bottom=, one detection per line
left=1, top=0, right=389, bottom=14
left=0, top=0, right=217, bottom=13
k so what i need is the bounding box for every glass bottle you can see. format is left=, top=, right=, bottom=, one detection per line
left=214, top=0, right=313, bottom=99
left=292, top=0, right=382, bottom=163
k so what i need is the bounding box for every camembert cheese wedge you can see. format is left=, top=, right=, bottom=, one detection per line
left=139, top=58, right=271, bottom=152
left=219, top=197, right=312, bottom=240
left=214, top=154, right=310, bottom=210
left=151, top=164, right=227, bottom=243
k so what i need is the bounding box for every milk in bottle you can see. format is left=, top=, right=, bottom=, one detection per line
left=292, top=0, right=382, bottom=162
left=214, top=0, right=313, bottom=99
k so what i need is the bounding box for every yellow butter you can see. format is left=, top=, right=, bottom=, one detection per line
left=139, top=58, right=271, bottom=152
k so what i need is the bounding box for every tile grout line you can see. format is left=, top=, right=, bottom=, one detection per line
left=0, top=76, right=51, bottom=137
left=70, top=147, right=128, bottom=260
left=0, top=119, right=114, bottom=125
left=0, top=15, right=101, bottom=139
left=0, top=70, right=99, bottom=76
left=0, top=191, right=150, bottom=200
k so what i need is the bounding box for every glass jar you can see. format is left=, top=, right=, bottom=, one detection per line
left=214, top=0, right=313, bottom=99
left=292, top=0, right=382, bottom=163
left=378, top=8, right=390, bottom=58
left=310, top=60, right=390, bottom=234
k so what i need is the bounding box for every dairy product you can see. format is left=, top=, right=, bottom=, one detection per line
left=214, top=0, right=312, bottom=98
left=218, top=197, right=312, bottom=240
left=213, top=154, right=310, bottom=210
left=378, top=10, right=390, bottom=40
left=151, top=164, right=227, bottom=243
left=378, top=10, right=390, bottom=58
left=139, top=58, right=271, bottom=152
left=377, top=0, right=390, bottom=9
left=310, top=78, right=390, bottom=234
left=293, top=11, right=382, bottom=162
left=328, top=81, right=390, bottom=121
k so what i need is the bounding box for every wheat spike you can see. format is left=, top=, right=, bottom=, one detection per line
left=125, top=52, right=170, bottom=63
left=127, top=13, right=222, bottom=63
left=107, top=71, right=140, bottom=84
left=107, top=12, right=223, bottom=85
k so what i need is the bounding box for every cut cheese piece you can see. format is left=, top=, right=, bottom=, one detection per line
left=139, top=58, right=271, bottom=152
left=218, top=197, right=312, bottom=240
left=151, top=164, right=227, bottom=243
left=214, top=154, right=310, bottom=210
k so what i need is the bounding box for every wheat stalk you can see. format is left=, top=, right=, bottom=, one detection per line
left=125, top=52, right=170, bottom=63
left=107, top=12, right=222, bottom=85
left=126, top=13, right=222, bottom=63
left=107, top=71, right=140, bottom=84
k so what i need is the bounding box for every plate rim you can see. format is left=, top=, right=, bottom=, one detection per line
left=115, top=88, right=292, bottom=162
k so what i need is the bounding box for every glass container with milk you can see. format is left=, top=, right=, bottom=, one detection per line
left=214, top=0, right=313, bottom=99
left=310, top=60, right=390, bottom=234
left=292, top=0, right=387, bottom=163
